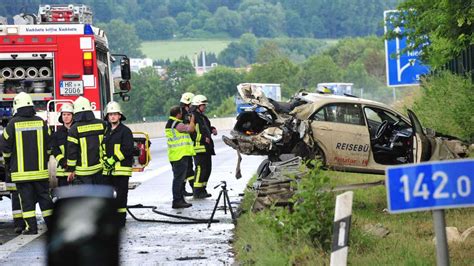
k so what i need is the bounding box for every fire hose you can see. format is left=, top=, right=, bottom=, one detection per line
left=126, top=204, right=220, bottom=225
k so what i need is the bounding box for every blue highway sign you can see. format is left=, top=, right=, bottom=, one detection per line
left=384, top=10, right=430, bottom=87
left=386, top=159, right=474, bottom=213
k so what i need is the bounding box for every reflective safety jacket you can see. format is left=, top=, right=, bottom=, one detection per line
left=51, top=126, right=70, bottom=177
left=166, top=116, right=195, bottom=162
left=101, top=123, right=134, bottom=176
left=2, top=111, right=51, bottom=183
left=190, top=111, right=215, bottom=155
left=67, top=114, right=106, bottom=176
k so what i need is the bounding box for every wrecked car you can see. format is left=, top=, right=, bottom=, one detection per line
left=223, top=83, right=469, bottom=174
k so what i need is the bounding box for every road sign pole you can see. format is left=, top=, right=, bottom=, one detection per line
left=433, top=210, right=449, bottom=266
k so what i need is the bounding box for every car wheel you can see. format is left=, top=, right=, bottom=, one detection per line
left=256, top=159, right=271, bottom=179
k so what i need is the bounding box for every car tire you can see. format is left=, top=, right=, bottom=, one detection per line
left=256, top=159, right=271, bottom=179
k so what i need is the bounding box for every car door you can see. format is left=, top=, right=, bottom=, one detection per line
left=407, top=109, right=431, bottom=162
left=310, top=103, right=370, bottom=167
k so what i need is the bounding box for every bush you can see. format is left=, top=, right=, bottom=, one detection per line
left=412, top=71, right=474, bottom=141
left=270, top=162, right=335, bottom=250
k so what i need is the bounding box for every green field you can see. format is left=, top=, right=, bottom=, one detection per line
left=140, top=39, right=234, bottom=60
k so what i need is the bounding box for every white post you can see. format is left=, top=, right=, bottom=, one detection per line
left=201, top=49, right=206, bottom=72
left=330, top=191, right=354, bottom=266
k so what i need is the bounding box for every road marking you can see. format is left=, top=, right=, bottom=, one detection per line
left=0, top=224, right=46, bottom=261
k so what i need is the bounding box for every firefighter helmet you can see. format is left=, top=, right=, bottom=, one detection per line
left=180, top=92, right=195, bottom=105
left=58, top=102, right=74, bottom=123
left=60, top=103, right=74, bottom=113
left=73, top=96, right=92, bottom=114
left=105, top=101, right=126, bottom=121
left=191, top=95, right=208, bottom=106
left=13, top=92, right=34, bottom=111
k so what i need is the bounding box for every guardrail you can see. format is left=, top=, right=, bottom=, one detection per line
left=126, top=117, right=236, bottom=138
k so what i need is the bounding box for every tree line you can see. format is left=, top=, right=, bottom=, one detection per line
left=119, top=36, right=399, bottom=122
left=4, top=0, right=397, bottom=40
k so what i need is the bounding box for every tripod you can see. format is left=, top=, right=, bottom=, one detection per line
left=207, top=181, right=235, bottom=228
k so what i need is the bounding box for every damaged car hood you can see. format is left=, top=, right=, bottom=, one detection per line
left=237, top=83, right=288, bottom=124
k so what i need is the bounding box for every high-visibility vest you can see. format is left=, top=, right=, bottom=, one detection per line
left=165, top=117, right=195, bottom=162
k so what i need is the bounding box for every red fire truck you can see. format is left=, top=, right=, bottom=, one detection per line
left=0, top=4, right=131, bottom=123
left=0, top=4, right=149, bottom=194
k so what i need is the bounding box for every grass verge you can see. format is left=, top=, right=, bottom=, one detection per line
left=234, top=171, right=474, bottom=265
left=140, top=39, right=233, bottom=60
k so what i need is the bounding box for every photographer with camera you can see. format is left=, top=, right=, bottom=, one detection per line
left=166, top=106, right=196, bottom=209
left=190, top=95, right=217, bottom=199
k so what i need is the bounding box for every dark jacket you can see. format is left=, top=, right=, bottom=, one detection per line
left=2, top=106, right=51, bottom=182
left=102, top=122, right=134, bottom=176
left=51, top=126, right=69, bottom=177
left=66, top=111, right=106, bottom=176
left=190, top=110, right=215, bottom=155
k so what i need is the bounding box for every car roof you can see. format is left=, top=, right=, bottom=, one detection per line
left=293, top=92, right=408, bottom=121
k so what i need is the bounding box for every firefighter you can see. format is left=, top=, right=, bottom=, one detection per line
left=179, top=92, right=195, bottom=196
left=190, top=95, right=217, bottom=199
left=166, top=105, right=195, bottom=208
left=67, top=96, right=106, bottom=185
left=51, top=103, right=74, bottom=187
left=2, top=92, right=53, bottom=234
left=102, top=101, right=134, bottom=226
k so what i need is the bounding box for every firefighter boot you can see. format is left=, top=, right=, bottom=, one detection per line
left=22, top=217, right=38, bottom=235
left=13, top=218, right=25, bottom=234
left=172, top=199, right=192, bottom=209
left=203, top=188, right=212, bottom=198
left=193, top=188, right=209, bottom=199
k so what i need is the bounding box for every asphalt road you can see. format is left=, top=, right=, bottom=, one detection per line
left=0, top=131, right=265, bottom=265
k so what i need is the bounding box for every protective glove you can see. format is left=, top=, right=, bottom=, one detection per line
left=103, top=157, right=116, bottom=170
left=57, top=158, right=67, bottom=168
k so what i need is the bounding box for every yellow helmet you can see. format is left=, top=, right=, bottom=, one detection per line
left=73, top=96, right=92, bottom=114
left=180, top=92, right=195, bottom=105
left=13, top=92, right=34, bottom=111
left=191, top=94, right=208, bottom=106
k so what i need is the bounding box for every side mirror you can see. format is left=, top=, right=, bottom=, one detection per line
left=120, top=57, right=131, bottom=80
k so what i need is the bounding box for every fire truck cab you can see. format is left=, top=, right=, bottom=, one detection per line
left=0, top=4, right=149, bottom=192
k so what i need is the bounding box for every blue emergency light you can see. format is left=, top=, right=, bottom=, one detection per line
left=84, top=24, right=94, bottom=35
